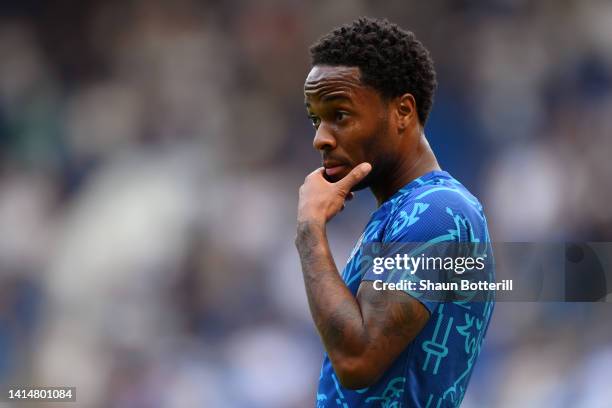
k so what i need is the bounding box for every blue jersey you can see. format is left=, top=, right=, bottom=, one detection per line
left=316, top=170, right=495, bottom=408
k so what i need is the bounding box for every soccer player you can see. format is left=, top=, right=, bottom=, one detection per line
left=295, top=18, right=494, bottom=407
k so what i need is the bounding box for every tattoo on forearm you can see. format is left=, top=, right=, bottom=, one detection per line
left=296, top=223, right=427, bottom=367
left=296, top=223, right=367, bottom=355
left=320, top=299, right=364, bottom=350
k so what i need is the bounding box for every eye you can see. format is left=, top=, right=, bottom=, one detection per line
left=308, top=115, right=321, bottom=129
left=335, top=111, right=348, bottom=122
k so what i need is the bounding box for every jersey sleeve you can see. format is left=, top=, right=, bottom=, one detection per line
left=361, top=189, right=481, bottom=314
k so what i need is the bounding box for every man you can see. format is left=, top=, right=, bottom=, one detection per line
left=295, top=18, right=494, bottom=407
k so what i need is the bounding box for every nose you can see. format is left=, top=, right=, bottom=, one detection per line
left=312, top=124, right=336, bottom=151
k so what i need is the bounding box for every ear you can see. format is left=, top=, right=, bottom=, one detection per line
left=394, top=93, right=417, bottom=132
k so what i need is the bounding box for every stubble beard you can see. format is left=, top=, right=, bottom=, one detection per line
left=350, top=116, right=391, bottom=192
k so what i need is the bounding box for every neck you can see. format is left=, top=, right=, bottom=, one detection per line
left=370, top=133, right=441, bottom=206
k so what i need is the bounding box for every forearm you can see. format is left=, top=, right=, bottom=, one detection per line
left=294, top=163, right=380, bottom=388
left=295, top=221, right=368, bottom=360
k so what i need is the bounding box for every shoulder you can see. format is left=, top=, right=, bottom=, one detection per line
left=383, top=173, right=487, bottom=242
left=395, top=173, right=481, bottom=215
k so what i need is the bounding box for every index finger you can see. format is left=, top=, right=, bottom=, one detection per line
left=336, top=162, right=372, bottom=192
left=310, top=166, right=325, bottom=175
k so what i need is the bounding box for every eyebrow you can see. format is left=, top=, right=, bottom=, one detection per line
left=321, top=94, right=351, bottom=103
left=304, top=93, right=352, bottom=107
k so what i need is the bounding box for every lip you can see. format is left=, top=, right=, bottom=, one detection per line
left=324, top=165, right=347, bottom=177
left=323, top=159, right=349, bottom=177
left=323, top=158, right=347, bottom=168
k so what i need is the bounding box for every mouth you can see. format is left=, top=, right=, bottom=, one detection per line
left=324, top=165, right=348, bottom=177
left=323, top=159, right=350, bottom=180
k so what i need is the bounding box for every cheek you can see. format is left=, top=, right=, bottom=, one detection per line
left=361, top=122, right=391, bottom=155
left=337, top=118, right=390, bottom=162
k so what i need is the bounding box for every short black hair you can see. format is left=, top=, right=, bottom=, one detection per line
left=310, top=17, right=437, bottom=125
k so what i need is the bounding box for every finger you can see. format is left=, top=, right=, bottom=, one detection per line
left=346, top=192, right=355, bottom=201
left=336, top=162, right=372, bottom=192
left=307, top=166, right=325, bottom=177
left=304, top=167, right=326, bottom=181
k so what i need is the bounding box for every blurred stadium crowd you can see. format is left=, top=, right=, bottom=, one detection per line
left=0, top=0, right=611, bottom=407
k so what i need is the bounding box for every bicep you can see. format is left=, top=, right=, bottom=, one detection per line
left=356, top=280, right=430, bottom=377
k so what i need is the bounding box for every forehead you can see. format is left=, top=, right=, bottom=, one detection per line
left=304, top=65, right=368, bottom=103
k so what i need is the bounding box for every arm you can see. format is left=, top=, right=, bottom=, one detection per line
left=295, top=165, right=430, bottom=389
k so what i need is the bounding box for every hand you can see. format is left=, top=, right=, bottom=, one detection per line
left=297, top=163, right=372, bottom=226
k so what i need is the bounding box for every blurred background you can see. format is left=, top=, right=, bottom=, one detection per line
left=0, top=0, right=611, bottom=407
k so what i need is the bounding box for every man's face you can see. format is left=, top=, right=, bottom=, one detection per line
left=304, top=65, right=397, bottom=191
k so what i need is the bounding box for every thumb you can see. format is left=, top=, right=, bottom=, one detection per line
left=337, top=162, right=372, bottom=192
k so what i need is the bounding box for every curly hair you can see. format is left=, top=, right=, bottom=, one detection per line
left=310, top=17, right=437, bottom=125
